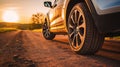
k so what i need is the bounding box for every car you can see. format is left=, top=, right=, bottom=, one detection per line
left=42, top=0, right=120, bottom=54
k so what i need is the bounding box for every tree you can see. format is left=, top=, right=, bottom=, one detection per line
left=31, top=12, right=45, bottom=24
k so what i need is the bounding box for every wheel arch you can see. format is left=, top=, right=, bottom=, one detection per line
left=44, top=13, right=50, bottom=27
left=66, top=0, right=84, bottom=22
left=64, top=0, right=97, bottom=32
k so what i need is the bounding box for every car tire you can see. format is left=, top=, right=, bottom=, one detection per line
left=42, top=20, right=56, bottom=40
left=67, top=3, right=104, bottom=54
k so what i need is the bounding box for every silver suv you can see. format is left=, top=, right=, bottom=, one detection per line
left=43, top=0, right=120, bottom=54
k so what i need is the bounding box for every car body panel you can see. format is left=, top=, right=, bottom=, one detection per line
left=85, top=0, right=120, bottom=34
left=44, top=0, right=120, bottom=36
left=91, top=0, right=120, bottom=15
left=46, top=0, right=66, bottom=33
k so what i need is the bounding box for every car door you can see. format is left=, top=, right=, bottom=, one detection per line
left=48, top=6, right=55, bottom=24
left=50, top=0, right=65, bottom=30
left=54, top=0, right=63, bottom=20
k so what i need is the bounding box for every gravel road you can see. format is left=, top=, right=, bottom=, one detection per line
left=0, top=30, right=120, bottom=67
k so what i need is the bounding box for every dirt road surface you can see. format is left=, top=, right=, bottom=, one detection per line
left=0, top=30, right=120, bottom=67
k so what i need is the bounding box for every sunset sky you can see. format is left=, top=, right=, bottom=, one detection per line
left=0, top=0, right=53, bottom=23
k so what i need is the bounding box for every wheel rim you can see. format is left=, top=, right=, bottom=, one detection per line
left=43, top=22, right=50, bottom=38
left=68, top=8, right=86, bottom=51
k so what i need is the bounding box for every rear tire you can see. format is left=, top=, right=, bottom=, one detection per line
left=67, top=3, right=104, bottom=54
left=42, top=20, right=55, bottom=40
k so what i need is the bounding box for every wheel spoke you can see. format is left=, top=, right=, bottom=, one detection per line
left=69, top=31, right=74, bottom=37
left=69, top=23, right=74, bottom=29
left=78, top=32, right=84, bottom=41
left=45, top=33, right=48, bottom=37
left=71, top=14, right=76, bottom=25
left=76, top=34, right=79, bottom=48
left=71, top=34, right=76, bottom=47
left=77, top=13, right=82, bottom=25
left=74, top=10, right=77, bottom=23
left=48, top=31, right=50, bottom=35
left=78, top=21, right=85, bottom=28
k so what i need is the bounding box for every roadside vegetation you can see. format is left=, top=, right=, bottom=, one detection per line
left=32, top=29, right=42, bottom=32
left=105, top=36, right=120, bottom=41
left=0, top=28, right=18, bottom=33
left=0, top=22, right=42, bottom=33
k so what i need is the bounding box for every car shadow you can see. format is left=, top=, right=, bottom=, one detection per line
left=52, top=40, right=69, bottom=45
left=52, top=38, right=120, bottom=61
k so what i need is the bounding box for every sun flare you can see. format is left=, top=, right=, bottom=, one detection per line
left=2, top=10, right=19, bottom=23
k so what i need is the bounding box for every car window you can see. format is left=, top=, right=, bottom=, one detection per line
left=56, top=0, right=64, bottom=4
left=53, top=0, right=64, bottom=5
left=53, top=0, right=58, bottom=5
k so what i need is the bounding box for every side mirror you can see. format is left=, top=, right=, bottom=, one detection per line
left=53, top=4, right=57, bottom=8
left=44, top=1, right=52, bottom=8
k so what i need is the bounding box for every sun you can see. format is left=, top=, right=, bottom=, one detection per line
left=2, top=10, right=19, bottom=23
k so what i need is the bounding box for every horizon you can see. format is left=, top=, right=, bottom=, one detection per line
left=0, top=0, right=53, bottom=23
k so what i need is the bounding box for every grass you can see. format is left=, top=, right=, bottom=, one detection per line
left=115, top=36, right=120, bottom=39
left=32, top=29, right=42, bottom=32
left=105, top=36, right=120, bottom=41
left=0, top=28, right=18, bottom=33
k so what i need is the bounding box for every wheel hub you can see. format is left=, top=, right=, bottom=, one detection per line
left=76, top=26, right=79, bottom=32
left=74, top=25, right=79, bottom=34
